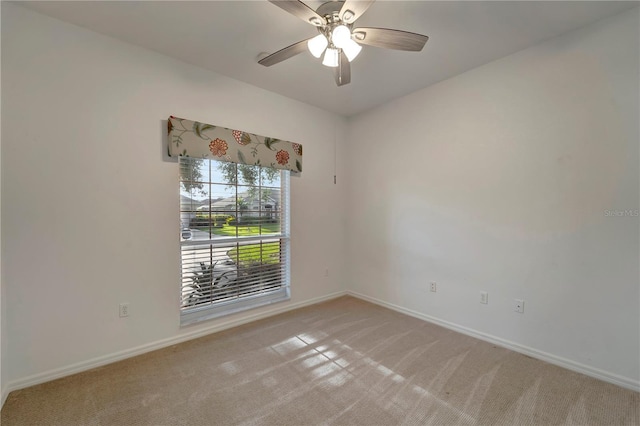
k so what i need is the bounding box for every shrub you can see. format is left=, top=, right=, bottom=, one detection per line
left=189, top=214, right=234, bottom=228
left=189, top=217, right=208, bottom=227
left=229, top=215, right=277, bottom=226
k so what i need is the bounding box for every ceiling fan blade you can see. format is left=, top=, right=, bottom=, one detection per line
left=268, top=0, right=326, bottom=26
left=351, top=27, right=429, bottom=51
left=258, top=38, right=311, bottom=67
left=339, top=0, right=375, bottom=24
left=334, top=51, right=351, bottom=86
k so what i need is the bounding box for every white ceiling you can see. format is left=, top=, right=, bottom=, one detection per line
left=16, top=1, right=638, bottom=117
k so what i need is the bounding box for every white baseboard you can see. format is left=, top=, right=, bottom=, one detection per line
left=347, top=290, right=640, bottom=393
left=2, top=291, right=348, bottom=402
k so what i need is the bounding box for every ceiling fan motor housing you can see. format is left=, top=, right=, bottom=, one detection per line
left=315, top=1, right=346, bottom=21
left=315, top=2, right=354, bottom=47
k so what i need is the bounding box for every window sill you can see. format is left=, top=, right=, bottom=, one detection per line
left=180, top=288, right=290, bottom=327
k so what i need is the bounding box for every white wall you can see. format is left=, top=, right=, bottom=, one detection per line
left=346, top=9, right=639, bottom=388
left=1, top=3, right=347, bottom=391
left=0, top=0, right=3, bottom=405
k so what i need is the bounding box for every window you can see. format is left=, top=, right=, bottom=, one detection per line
left=179, top=157, right=290, bottom=325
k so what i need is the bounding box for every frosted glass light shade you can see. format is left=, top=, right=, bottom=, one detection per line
left=331, top=25, right=351, bottom=48
left=322, top=47, right=339, bottom=67
left=342, top=39, right=362, bottom=62
left=307, top=34, right=328, bottom=58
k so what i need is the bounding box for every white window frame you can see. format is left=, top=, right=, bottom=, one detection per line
left=179, top=158, right=290, bottom=326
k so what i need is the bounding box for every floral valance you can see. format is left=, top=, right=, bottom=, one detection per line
left=168, top=116, right=302, bottom=173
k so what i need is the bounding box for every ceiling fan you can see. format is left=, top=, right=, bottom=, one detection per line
left=259, top=0, right=429, bottom=86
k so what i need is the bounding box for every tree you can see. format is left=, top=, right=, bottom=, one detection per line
left=217, top=162, right=279, bottom=200
left=179, top=157, right=206, bottom=196
left=217, top=162, right=279, bottom=187
left=237, top=197, right=249, bottom=218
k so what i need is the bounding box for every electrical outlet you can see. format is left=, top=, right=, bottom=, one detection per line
left=119, top=303, right=130, bottom=317
left=430, top=282, right=437, bottom=292
left=324, top=268, right=329, bottom=277
left=480, top=291, right=488, bottom=304
left=514, top=299, right=524, bottom=313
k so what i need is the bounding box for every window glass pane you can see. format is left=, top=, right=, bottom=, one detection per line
left=186, top=186, right=213, bottom=241
left=211, top=162, right=234, bottom=186
left=180, top=242, right=238, bottom=308
left=236, top=164, right=261, bottom=186
left=263, top=170, right=280, bottom=188
left=180, top=157, right=210, bottom=184
left=180, top=193, right=199, bottom=215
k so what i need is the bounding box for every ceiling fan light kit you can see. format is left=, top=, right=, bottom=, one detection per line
left=313, top=24, right=362, bottom=66
left=260, top=0, right=429, bottom=86
left=308, top=34, right=328, bottom=58
left=342, top=38, right=362, bottom=62
left=322, top=47, right=340, bottom=67
left=331, top=25, right=351, bottom=48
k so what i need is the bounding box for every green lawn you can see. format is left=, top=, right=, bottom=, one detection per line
left=227, top=242, right=281, bottom=266
left=193, top=223, right=280, bottom=237
left=190, top=223, right=282, bottom=267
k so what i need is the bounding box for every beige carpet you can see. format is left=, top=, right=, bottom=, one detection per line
left=2, top=296, right=638, bottom=425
